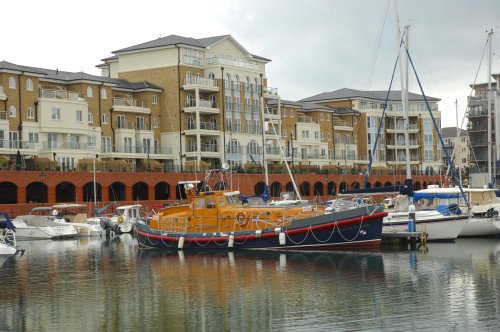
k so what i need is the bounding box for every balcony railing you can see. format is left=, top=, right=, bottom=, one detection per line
left=263, top=87, right=278, bottom=96
left=206, top=56, right=258, bottom=70
left=184, top=76, right=218, bottom=87
left=115, top=121, right=151, bottom=130
left=226, top=146, right=244, bottom=154
left=113, top=98, right=149, bottom=108
left=297, top=115, right=316, bottom=124
left=201, top=143, right=219, bottom=152
left=40, top=89, right=82, bottom=101
left=185, top=99, right=218, bottom=109
left=42, top=141, right=93, bottom=150
left=333, top=120, right=352, bottom=127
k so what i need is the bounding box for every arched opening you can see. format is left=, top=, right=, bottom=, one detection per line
left=255, top=181, right=266, bottom=196
left=327, top=182, right=336, bottom=196
left=132, top=182, right=149, bottom=201
left=270, top=182, right=282, bottom=197
left=83, top=182, right=102, bottom=203
left=26, top=181, right=46, bottom=204
left=155, top=182, right=170, bottom=200
left=423, top=181, right=427, bottom=189
left=0, top=182, right=18, bottom=204
left=365, top=182, right=372, bottom=188
left=313, top=182, right=324, bottom=196
left=351, top=181, right=360, bottom=190
left=414, top=181, right=421, bottom=190
left=375, top=181, right=382, bottom=187
left=285, top=182, right=294, bottom=192
left=339, top=181, right=347, bottom=193
left=109, top=182, right=126, bottom=201
left=300, top=182, right=310, bottom=196
left=55, top=182, right=76, bottom=202
left=384, top=181, right=392, bottom=187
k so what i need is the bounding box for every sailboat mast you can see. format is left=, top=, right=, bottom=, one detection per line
left=487, top=29, right=493, bottom=186
left=395, top=1, right=411, bottom=180
left=455, top=99, right=462, bottom=185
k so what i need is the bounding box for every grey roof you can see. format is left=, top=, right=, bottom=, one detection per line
left=269, top=99, right=360, bottom=115
left=300, top=87, right=440, bottom=103
left=0, top=60, right=162, bottom=91
left=441, top=127, right=467, bottom=138
left=114, top=34, right=229, bottom=54
left=0, top=61, right=47, bottom=75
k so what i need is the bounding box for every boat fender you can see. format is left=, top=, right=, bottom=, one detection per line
left=274, top=227, right=281, bottom=234
left=118, top=216, right=124, bottom=224
left=178, top=236, right=185, bottom=250
left=279, top=232, right=286, bottom=245
left=228, top=234, right=234, bottom=248
left=255, top=229, right=262, bottom=238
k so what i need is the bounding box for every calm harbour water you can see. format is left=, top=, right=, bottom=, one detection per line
left=1, top=235, right=500, bottom=331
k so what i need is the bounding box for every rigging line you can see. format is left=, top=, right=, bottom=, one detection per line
left=364, top=0, right=392, bottom=90
left=404, top=47, right=468, bottom=206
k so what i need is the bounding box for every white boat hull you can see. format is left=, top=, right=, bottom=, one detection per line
left=70, top=223, right=104, bottom=237
left=460, top=217, right=500, bottom=237
left=383, top=211, right=469, bottom=241
left=13, top=224, right=78, bottom=239
left=0, top=242, right=17, bottom=255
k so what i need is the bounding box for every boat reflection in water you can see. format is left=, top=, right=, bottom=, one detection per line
left=1, top=236, right=500, bottom=331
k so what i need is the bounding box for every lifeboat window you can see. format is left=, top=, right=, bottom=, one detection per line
left=196, top=199, right=205, bottom=209
left=206, top=198, right=215, bottom=209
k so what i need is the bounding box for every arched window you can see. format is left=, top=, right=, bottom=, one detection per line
left=210, top=138, right=218, bottom=152
left=209, top=117, right=217, bottom=130
left=9, top=76, right=16, bottom=89
left=87, top=86, right=93, bottom=98
left=186, top=93, right=194, bottom=107
left=187, top=116, right=195, bottom=130
left=225, top=73, right=231, bottom=89
left=229, top=139, right=240, bottom=154
left=9, top=105, right=17, bottom=117
left=209, top=95, right=216, bottom=108
left=248, top=140, right=258, bottom=155
left=195, top=73, right=202, bottom=84
left=187, top=138, right=196, bottom=152
left=254, top=78, right=259, bottom=93
left=101, top=88, right=107, bottom=99
left=186, top=71, right=192, bottom=84
left=27, top=107, right=34, bottom=118
left=26, top=79, right=33, bottom=91
left=245, top=76, right=250, bottom=91
left=235, top=75, right=240, bottom=90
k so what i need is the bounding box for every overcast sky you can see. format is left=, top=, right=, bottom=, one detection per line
left=3, top=0, right=499, bottom=128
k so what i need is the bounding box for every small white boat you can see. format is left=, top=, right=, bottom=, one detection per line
left=13, top=207, right=78, bottom=239
left=51, top=203, right=104, bottom=237
left=100, top=204, right=143, bottom=234
left=383, top=208, right=469, bottom=241
left=1, top=212, right=24, bottom=259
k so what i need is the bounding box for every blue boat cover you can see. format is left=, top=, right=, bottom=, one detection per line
left=413, top=192, right=460, bottom=202
left=0, top=212, right=16, bottom=230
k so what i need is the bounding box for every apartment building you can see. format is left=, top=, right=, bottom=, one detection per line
left=466, top=73, right=500, bottom=187
left=0, top=61, right=163, bottom=171
left=441, top=127, right=469, bottom=171
left=300, top=88, right=442, bottom=175
left=97, top=34, right=279, bottom=170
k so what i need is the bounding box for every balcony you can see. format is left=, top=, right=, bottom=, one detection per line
left=263, top=87, right=279, bottom=99
left=0, top=140, right=38, bottom=150
left=245, top=125, right=262, bottom=134
left=297, top=115, right=316, bottom=124
left=201, top=143, right=219, bottom=153
left=206, top=56, right=258, bottom=70
left=112, top=98, right=150, bottom=115
left=184, top=121, right=219, bottom=135
left=42, top=141, right=92, bottom=150
left=39, top=89, right=84, bottom=102
left=183, top=77, right=219, bottom=92
left=333, top=120, right=353, bottom=131
left=184, top=99, right=219, bottom=114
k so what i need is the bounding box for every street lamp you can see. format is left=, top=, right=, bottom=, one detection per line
left=39, top=171, right=46, bottom=205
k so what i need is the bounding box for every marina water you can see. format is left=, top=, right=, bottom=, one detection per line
left=1, top=236, right=500, bottom=331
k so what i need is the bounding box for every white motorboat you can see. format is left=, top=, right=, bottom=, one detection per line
left=51, top=203, right=104, bottom=237
left=383, top=208, right=470, bottom=241
left=1, top=212, right=24, bottom=259
left=100, top=204, right=143, bottom=234
left=13, top=207, right=78, bottom=239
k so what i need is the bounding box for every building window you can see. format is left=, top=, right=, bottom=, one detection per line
left=88, top=112, right=94, bottom=123
left=27, top=107, right=34, bottom=119
left=101, top=88, right=107, bottom=99
left=152, top=95, right=158, bottom=104
left=136, top=117, right=145, bottom=130
left=9, top=106, right=17, bottom=118
left=290, top=110, right=294, bottom=118
left=117, top=115, right=125, bottom=129
left=26, top=79, right=33, bottom=91
left=8, top=77, right=16, bottom=89
left=320, top=113, right=324, bottom=121
left=52, top=107, right=61, bottom=120
left=87, top=86, right=93, bottom=98
left=152, top=118, right=158, bottom=128
left=102, top=114, right=108, bottom=124
left=76, top=110, right=83, bottom=122
left=29, top=132, right=39, bottom=143
left=326, top=114, right=330, bottom=121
